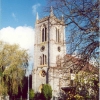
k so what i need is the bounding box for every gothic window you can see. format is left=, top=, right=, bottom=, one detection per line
left=45, top=27, right=47, bottom=41
left=43, top=54, right=44, bottom=65
left=45, top=55, right=47, bottom=64
left=56, top=28, right=60, bottom=43
left=40, top=56, right=42, bottom=65
left=42, top=25, right=47, bottom=42
left=40, top=54, right=47, bottom=65
left=42, top=28, right=44, bottom=42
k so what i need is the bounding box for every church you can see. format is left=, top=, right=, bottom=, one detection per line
left=32, top=7, right=67, bottom=99
left=32, top=7, right=99, bottom=100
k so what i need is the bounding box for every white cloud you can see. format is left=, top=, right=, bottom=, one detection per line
left=32, top=3, right=41, bottom=14
left=12, top=13, right=18, bottom=21
left=0, top=26, right=35, bottom=62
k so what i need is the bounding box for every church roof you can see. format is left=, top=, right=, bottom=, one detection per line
left=64, top=54, right=99, bottom=74
left=49, top=54, right=99, bottom=74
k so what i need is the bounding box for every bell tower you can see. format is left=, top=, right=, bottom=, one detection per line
left=32, top=8, right=66, bottom=94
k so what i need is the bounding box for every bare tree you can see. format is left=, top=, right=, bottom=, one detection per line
left=45, top=0, right=99, bottom=67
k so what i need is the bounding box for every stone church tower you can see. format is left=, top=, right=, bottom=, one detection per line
left=32, top=8, right=66, bottom=98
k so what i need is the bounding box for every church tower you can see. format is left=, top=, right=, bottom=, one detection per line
left=32, top=7, right=66, bottom=97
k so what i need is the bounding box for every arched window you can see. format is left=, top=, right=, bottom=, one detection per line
left=40, top=54, right=47, bottom=65
left=42, top=28, right=44, bottom=42
left=43, top=54, right=44, bottom=65
left=40, top=56, right=42, bottom=65
left=45, top=55, right=47, bottom=64
left=45, top=27, right=47, bottom=41
left=56, top=28, right=60, bottom=43
left=42, top=26, right=47, bottom=42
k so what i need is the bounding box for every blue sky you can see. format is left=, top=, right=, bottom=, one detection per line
left=0, top=0, right=47, bottom=70
left=0, top=0, right=46, bottom=29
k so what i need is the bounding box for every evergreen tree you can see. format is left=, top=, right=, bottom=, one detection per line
left=42, top=84, right=52, bottom=100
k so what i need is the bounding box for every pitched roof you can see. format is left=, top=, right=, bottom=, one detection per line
left=64, top=54, right=99, bottom=74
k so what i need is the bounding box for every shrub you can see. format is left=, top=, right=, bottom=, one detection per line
left=42, top=84, right=52, bottom=100
left=29, top=89, right=35, bottom=100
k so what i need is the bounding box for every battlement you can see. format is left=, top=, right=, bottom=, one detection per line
left=36, top=15, right=64, bottom=25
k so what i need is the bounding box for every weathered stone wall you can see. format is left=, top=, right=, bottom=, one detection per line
left=48, top=67, right=70, bottom=98
left=32, top=13, right=66, bottom=99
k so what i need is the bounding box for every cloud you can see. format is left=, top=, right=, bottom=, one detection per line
left=12, top=13, right=18, bottom=21
left=0, top=26, right=35, bottom=61
left=32, top=3, right=41, bottom=14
